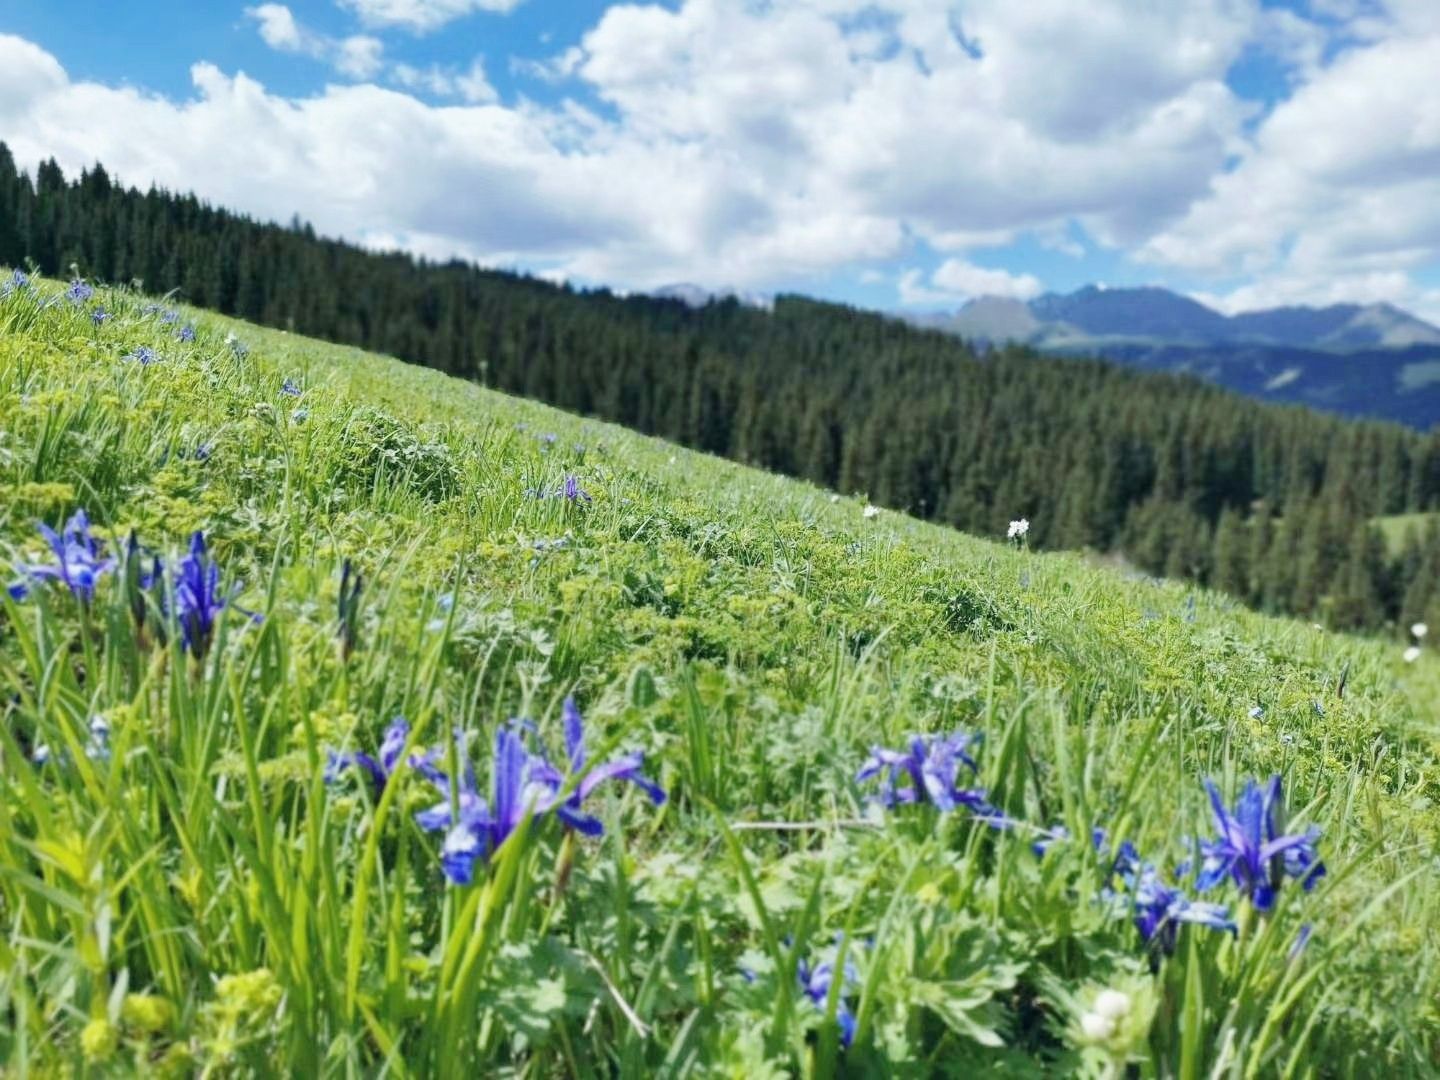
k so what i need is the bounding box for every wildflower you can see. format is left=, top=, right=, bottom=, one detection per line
left=560, top=474, right=591, bottom=502
left=121, top=993, right=176, bottom=1033
left=172, top=531, right=258, bottom=660
left=1129, top=865, right=1235, bottom=954
left=91, top=307, right=110, bottom=326
left=10, top=269, right=30, bottom=290
left=415, top=725, right=557, bottom=885
left=280, top=379, right=302, bottom=397
left=125, top=346, right=158, bottom=365
left=540, top=433, right=557, bottom=445
left=159, top=309, right=179, bottom=325
left=66, top=279, right=94, bottom=304
left=1007, top=518, right=1029, bottom=540
left=1404, top=645, right=1421, bottom=663
left=856, top=730, right=1004, bottom=822
left=291, top=408, right=309, bottom=423
left=1196, top=776, right=1325, bottom=911
left=1413, top=622, right=1428, bottom=639
left=86, top=715, right=111, bottom=761
left=797, top=940, right=859, bottom=1048
left=1248, top=705, right=1265, bottom=720
left=10, top=509, right=117, bottom=603
left=535, top=697, right=666, bottom=835
left=325, top=717, right=410, bottom=797
left=1032, top=823, right=1110, bottom=859
left=176, top=324, right=195, bottom=343
left=1080, top=1011, right=1116, bottom=1041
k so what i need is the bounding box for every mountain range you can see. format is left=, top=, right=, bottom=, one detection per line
left=908, top=286, right=1440, bottom=427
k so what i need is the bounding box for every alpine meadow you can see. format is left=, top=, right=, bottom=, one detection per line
left=6, top=2, right=1440, bottom=1077
left=1, top=270, right=1438, bottom=1076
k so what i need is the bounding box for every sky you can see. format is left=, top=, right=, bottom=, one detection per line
left=2, top=0, right=1439, bottom=321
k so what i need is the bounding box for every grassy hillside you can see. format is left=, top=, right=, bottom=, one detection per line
left=1, top=272, right=1438, bottom=1076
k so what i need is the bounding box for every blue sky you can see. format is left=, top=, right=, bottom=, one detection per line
left=2, top=0, right=1438, bottom=320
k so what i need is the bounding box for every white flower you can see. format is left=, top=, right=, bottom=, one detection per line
left=863, top=504, right=881, bottom=519
left=829, top=494, right=840, bottom=503
left=1412, top=622, right=1428, bottom=639
left=1404, top=645, right=1422, bottom=663
left=1079, top=1012, right=1116, bottom=1041
left=1248, top=705, right=1265, bottom=720
left=1091, top=990, right=1131, bottom=1021
left=1007, top=518, right=1030, bottom=540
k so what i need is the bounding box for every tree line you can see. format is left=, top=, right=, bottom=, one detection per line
left=3, top=143, right=1440, bottom=634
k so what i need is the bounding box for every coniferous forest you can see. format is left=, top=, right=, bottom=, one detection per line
left=5, top=143, right=1440, bottom=634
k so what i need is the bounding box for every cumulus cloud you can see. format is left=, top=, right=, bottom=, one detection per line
left=899, top=261, right=1044, bottom=306
left=1142, top=9, right=1440, bottom=321
left=338, top=0, right=526, bottom=33
left=5, top=0, right=1437, bottom=310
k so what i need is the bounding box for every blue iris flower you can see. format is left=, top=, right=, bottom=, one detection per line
left=66, top=280, right=94, bottom=304
left=126, top=346, right=158, bottom=365
left=91, top=307, right=110, bottom=326
left=280, top=379, right=302, bottom=397
left=1196, top=776, right=1325, bottom=911
left=176, top=325, right=195, bottom=343
left=797, top=940, right=859, bottom=1048
left=856, top=730, right=1005, bottom=822
left=1129, top=865, right=1235, bottom=955
left=325, top=717, right=411, bottom=797
left=535, top=697, right=666, bottom=835
left=9, top=510, right=117, bottom=603
left=415, top=725, right=559, bottom=885
left=414, top=702, right=666, bottom=884
left=172, top=531, right=258, bottom=659
left=560, top=475, right=591, bottom=502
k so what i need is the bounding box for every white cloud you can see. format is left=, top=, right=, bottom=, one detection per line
left=1142, top=19, right=1440, bottom=320
left=899, top=260, right=1043, bottom=306
left=247, top=3, right=305, bottom=51
left=392, top=58, right=497, bottom=104
left=338, top=0, right=525, bottom=33
left=335, top=36, right=385, bottom=80
left=246, top=5, right=385, bottom=79
left=4, top=0, right=1436, bottom=310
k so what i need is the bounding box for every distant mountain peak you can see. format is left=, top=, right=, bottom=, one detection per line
left=917, top=284, right=1440, bottom=351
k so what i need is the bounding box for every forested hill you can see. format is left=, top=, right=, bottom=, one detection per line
left=5, top=142, right=1440, bottom=632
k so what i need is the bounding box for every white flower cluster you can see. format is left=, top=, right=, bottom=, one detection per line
left=1079, top=988, right=1130, bottom=1041
left=1007, top=518, right=1029, bottom=540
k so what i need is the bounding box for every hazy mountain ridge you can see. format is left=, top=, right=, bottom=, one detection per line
left=912, top=285, right=1440, bottom=425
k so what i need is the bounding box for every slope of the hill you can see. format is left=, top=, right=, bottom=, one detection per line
left=1, top=276, right=1438, bottom=1075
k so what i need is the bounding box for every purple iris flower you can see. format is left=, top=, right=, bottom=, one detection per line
left=856, top=730, right=1004, bottom=822
left=415, top=725, right=558, bottom=885
left=1196, top=776, right=1325, bottom=912
left=11, top=269, right=30, bottom=290
left=126, top=346, right=158, bottom=365
left=560, top=475, right=591, bottom=502
left=159, top=309, right=179, bottom=325
left=172, top=531, right=257, bottom=659
left=9, top=510, right=117, bottom=603
left=66, top=280, right=94, bottom=304
left=176, top=325, right=195, bottom=343
left=797, top=940, right=859, bottom=1048
left=1129, top=865, right=1235, bottom=955
left=536, top=697, right=666, bottom=835
left=280, top=379, right=302, bottom=397
left=325, top=717, right=411, bottom=797
left=91, top=307, right=110, bottom=326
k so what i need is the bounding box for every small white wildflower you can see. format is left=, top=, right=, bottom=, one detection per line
left=829, top=494, right=840, bottom=503
left=1404, top=645, right=1421, bottom=663
left=32, top=743, right=51, bottom=765
left=1280, top=733, right=1296, bottom=746
left=1092, top=990, right=1130, bottom=1021
left=1079, top=1012, right=1116, bottom=1041
left=1248, top=705, right=1264, bottom=720
left=1412, top=622, right=1428, bottom=639
left=863, top=504, right=881, bottom=519
left=1007, top=518, right=1029, bottom=540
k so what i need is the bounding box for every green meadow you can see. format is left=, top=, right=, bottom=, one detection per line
left=1, top=274, right=1438, bottom=1076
